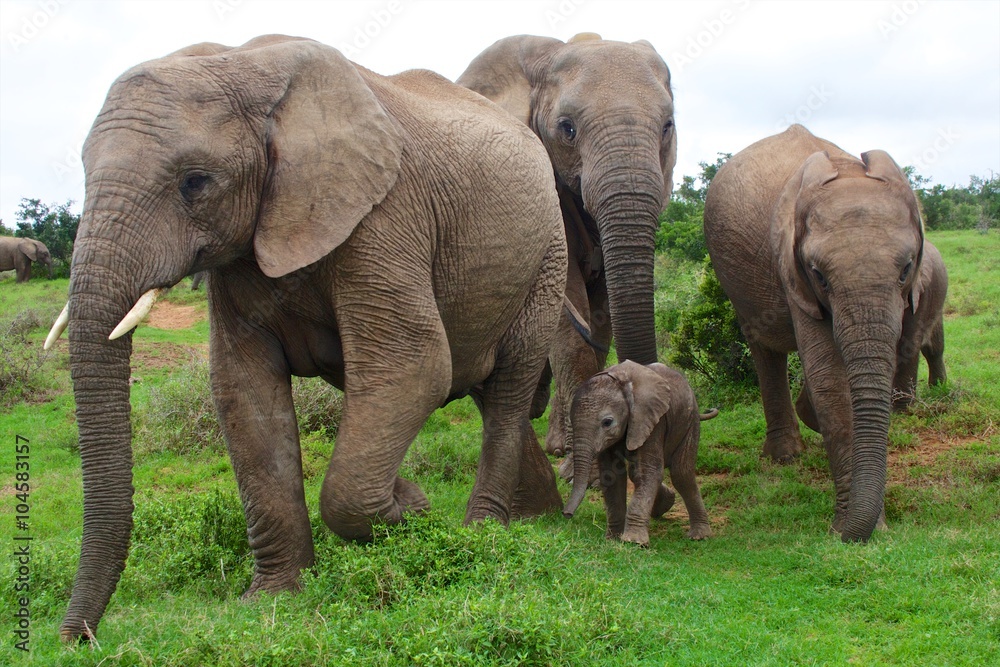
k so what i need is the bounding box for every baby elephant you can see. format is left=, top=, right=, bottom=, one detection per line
left=563, top=360, right=715, bottom=545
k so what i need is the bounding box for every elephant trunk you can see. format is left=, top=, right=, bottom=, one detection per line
left=835, top=297, right=901, bottom=543
left=563, top=437, right=595, bottom=517
left=59, top=226, right=166, bottom=639
left=584, top=150, right=664, bottom=366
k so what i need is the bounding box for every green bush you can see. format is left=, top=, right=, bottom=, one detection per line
left=133, top=360, right=343, bottom=456
left=669, top=257, right=757, bottom=390
left=0, top=310, right=51, bottom=406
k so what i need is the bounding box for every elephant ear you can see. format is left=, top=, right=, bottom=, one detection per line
left=608, top=360, right=671, bottom=452
left=861, top=149, right=926, bottom=313
left=771, top=151, right=839, bottom=321
left=246, top=40, right=403, bottom=278
left=456, top=35, right=564, bottom=126
left=18, top=239, right=38, bottom=262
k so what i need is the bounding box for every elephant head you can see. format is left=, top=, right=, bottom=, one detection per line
left=49, top=35, right=402, bottom=641
left=458, top=34, right=676, bottom=365
left=773, top=149, right=923, bottom=542
left=22, top=239, right=52, bottom=275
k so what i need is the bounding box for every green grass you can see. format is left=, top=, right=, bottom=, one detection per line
left=2, top=231, right=999, bottom=665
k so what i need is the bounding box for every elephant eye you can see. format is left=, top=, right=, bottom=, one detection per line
left=556, top=117, right=576, bottom=142
left=180, top=171, right=210, bottom=202
left=601, top=416, right=615, bottom=428
left=899, top=260, right=913, bottom=284
left=663, top=118, right=674, bottom=138
left=811, top=266, right=829, bottom=291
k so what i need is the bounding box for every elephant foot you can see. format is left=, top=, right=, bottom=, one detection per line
left=619, top=525, right=650, bottom=547
left=393, top=476, right=431, bottom=513
left=651, top=484, right=676, bottom=518
left=545, top=422, right=568, bottom=456
left=761, top=432, right=805, bottom=463
left=686, top=522, right=712, bottom=540
left=242, top=571, right=303, bottom=600
left=511, top=431, right=564, bottom=518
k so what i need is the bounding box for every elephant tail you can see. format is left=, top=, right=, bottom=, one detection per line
left=699, top=408, right=719, bottom=421
left=563, top=297, right=610, bottom=354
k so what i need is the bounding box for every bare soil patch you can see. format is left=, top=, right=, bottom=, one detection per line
left=131, top=340, right=208, bottom=374
left=146, top=301, right=205, bottom=330
left=888, top=429, right=988, bottom=487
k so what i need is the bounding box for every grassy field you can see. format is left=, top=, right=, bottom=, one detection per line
left=1, top=230, right=998, bottom=666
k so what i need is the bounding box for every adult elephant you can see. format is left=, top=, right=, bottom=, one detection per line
left=45, top=35, right=566, bottom=641
left=703, top=125, right=924, bottom=543
left=0, top=236, right=52, bottom=282
left=458, top=33, right=677, bottom=456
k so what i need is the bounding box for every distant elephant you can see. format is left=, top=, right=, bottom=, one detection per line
left=703, top=125, right=925, bottom=543
left=0, top=236, right=52, bottom=282
left=458, top=33, right=677, bottom=458
left=46, top=35, right=567, bottom=641
left=893, top=240, right=947, bottom=409
left=563, top=360, right=714, bottom=545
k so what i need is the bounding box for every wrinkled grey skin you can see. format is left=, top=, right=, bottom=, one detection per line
left=796, top=239, right=948, bottom=425
left=458, top=33, right=677, bottom=458
left=703, top=125, right=924, bottom=543
left=563, top=360, right=713, bottom=545
left=60, top=35, right=566, bottom=641
left=0, top=236, right=51, bottom=282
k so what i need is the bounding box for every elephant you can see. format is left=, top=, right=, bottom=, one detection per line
left=190, top=270, right=205, bottom=290
left=44, top=35, right=568, bottom=641
left=892, top=240, right=947, bottom=410
left=703, top=124, right=925, bottom=543
left=0, top=236, right=52, bottom=282
left=562, top=360, right=715, bottom=545
left=457, top=33, right=677, bottom=458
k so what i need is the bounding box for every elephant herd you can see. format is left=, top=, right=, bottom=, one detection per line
left=40, top=33, right=947, bottom=641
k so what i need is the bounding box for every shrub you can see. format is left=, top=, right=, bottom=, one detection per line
left=0, top=310, right=51, bottom=406
left=669, top=257, right=757, bottom=390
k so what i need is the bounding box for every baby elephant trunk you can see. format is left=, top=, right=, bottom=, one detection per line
left=563, top=440, right=595, bottom=517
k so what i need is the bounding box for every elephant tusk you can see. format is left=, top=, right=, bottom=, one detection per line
left=109, top=288, right=164, bottom=340
left=43, top=302, right=70, bottom=350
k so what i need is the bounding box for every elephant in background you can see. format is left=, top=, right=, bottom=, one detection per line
left=563, top=360, right=714, bottom=545
left=458, top=33, right=677, bottom=458
left=704, top=124, right=925, bottom=543
left=893, top=240, right=947, bottom=409
left=46, top=35, right=567, bottom=641
left=0, top=236, right=52, bottom=282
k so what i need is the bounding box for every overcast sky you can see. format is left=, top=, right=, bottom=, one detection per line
left=1, top=0, right=998, bottom=226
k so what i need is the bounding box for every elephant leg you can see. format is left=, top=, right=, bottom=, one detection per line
left=322, top=278, right=450, bottom=541
left=923, top=317, right=946, bottom=387
left=748, top=341, right=804, bottom=462
left=599, top=449, right=629, bottom=539
left=546, top=260, right=602, bottom=457
left=469, top=236, right=565, bottom=522
left=795, top=378, right=821, bottom=433
left=892, top=310, right=921, bottom=411
left=668, top=430, right=712, bottom=540
left=210, top=321, right=313, bottom=595
left=796, top=325, right=855, bottom=533
left=651, top=483, right=676, bottom=518
left=621, top=439, right=665, bottom=546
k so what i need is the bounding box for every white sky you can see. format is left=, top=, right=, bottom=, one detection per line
left=1, top=0, right=998, bottom=226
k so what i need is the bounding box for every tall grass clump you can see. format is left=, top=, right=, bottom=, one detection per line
left=0, top=309, right=52, bottom=406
